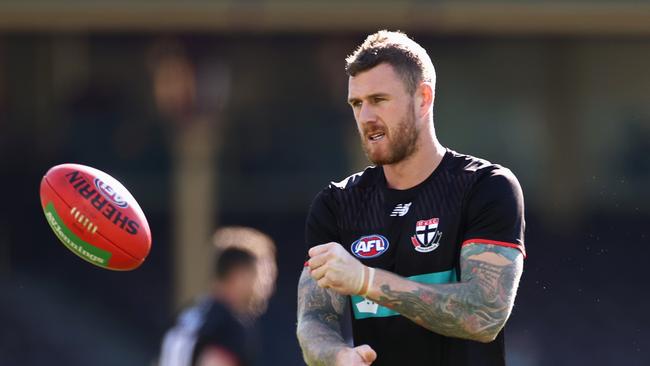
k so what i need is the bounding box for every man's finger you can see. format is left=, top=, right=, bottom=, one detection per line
left=354, top=345, right=377, bottom=363
left=316, top=276, right=331, bottom=289
left=306, top=251, right=330, bottom=270
left=309, top=263, right=328, bottom=281
left=308, top=242, right=337, bottom=258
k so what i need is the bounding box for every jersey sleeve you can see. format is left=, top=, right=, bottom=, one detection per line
left=462, top=167, right=526, bottom=257
left=305, top=188, right=340, bottom=250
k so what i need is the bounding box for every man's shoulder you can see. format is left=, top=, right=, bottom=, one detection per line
left=327, top=165, right=381, bottom=191
left=446, top=149, right=516, bottom=181
left=308, top=166, right=381, bottom=211
left=445, top=149, right=523, bottom=204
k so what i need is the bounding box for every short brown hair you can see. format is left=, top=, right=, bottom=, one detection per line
left=212, top=226, right=277, bottom=317
left=345, top=30, right=436, bottom=94
left=213, top=247, right=256, bottom=280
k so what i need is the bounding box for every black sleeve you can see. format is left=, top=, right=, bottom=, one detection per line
left=305, top=188, right=340, bottom=252
left=462, top=167, right=526, bottom=257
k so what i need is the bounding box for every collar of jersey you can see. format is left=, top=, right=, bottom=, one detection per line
left=379, top=148, right=451, bottom=197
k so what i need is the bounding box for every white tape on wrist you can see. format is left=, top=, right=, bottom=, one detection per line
left=357, top=265, right=367, bottom=295
left=360, top=267, right=375, bottom=298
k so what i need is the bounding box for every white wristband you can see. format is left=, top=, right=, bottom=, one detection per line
left=357, top=265, right=367, bottom=294
left=360, top=267, right=375, bottom=297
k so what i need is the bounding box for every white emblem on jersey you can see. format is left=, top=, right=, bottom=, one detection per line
left=355, top=298, right=379, bottom=314
left=390, top=202, right=412, bottom=217
left=411, top=217, right=443, bottom=253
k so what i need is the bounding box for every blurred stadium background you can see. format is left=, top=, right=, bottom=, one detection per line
left=1, top=0, right=649, bottom=365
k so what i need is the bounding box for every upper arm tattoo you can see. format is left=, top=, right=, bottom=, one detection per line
left=297, top=268, right=348, bottom=365
left=374, top=244, right=523, bottom=342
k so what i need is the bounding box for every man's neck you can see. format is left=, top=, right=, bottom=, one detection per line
left=212, top=284, right=236, bottom=309
left=383, top=132, right=445, bottom=190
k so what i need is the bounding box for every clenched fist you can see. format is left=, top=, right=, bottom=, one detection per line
left=307, top=242, right=369, bottom=296
left=335, top=345, right=377, bottom=365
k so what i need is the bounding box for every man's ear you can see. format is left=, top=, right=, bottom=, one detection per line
left=416, top=82, right=435, bottom=117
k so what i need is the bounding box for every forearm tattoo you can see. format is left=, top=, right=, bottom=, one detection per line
left=374, top=244, right=523, bottom=342
left=297, top=268, right=348, bottom=365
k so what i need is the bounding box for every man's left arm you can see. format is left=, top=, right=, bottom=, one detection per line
left=367, top=168, right=525, bottom=342
left=366, top=243, right=523, bottom=343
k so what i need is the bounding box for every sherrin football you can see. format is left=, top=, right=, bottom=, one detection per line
left=40, top=164, right=151, bottom=271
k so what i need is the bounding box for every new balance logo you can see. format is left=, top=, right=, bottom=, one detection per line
left=390, top=202, right=412, bottom=217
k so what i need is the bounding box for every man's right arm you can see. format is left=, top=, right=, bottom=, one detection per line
left=299, top=189, right=376, bottom=365
left=296, top=267, right=348, bottom=365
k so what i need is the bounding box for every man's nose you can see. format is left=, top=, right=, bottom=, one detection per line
left=358, top=103, right=377, bottom=124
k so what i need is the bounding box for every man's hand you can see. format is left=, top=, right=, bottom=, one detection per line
left=336, top=345, right=377, bottom=366
left=307, top=242, right=367, bottom=295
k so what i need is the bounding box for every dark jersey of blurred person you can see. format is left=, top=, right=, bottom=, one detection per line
left=160, top=247, right=259, bottom=366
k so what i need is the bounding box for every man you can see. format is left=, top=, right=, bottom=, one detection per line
left=161, top=227, right=277, bottom=366
left=296, top=30, right=525, bottom=366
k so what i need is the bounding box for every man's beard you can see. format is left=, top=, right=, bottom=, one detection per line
left=360, top=107, right=419, bottom=166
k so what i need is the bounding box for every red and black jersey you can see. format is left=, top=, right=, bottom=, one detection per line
left=305, top=149, right=525, bottom=366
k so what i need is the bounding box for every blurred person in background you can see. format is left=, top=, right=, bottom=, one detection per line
left=297, top=30, right=525, bottom=366
left=160, top=227, right=276, bottom=366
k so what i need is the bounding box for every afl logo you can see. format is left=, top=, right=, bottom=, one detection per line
left=351, top=235, right=389, bottom=259
left=94, top=178, right=128, bottom=208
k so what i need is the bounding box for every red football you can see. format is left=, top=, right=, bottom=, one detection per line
left=40, top=164, right=152, bottom=271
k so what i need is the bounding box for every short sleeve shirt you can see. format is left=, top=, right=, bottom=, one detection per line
left=304, top=149, right=525, bottom=366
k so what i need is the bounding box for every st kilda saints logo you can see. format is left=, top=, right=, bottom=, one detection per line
left=410, top=217, right=443, bottom=253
